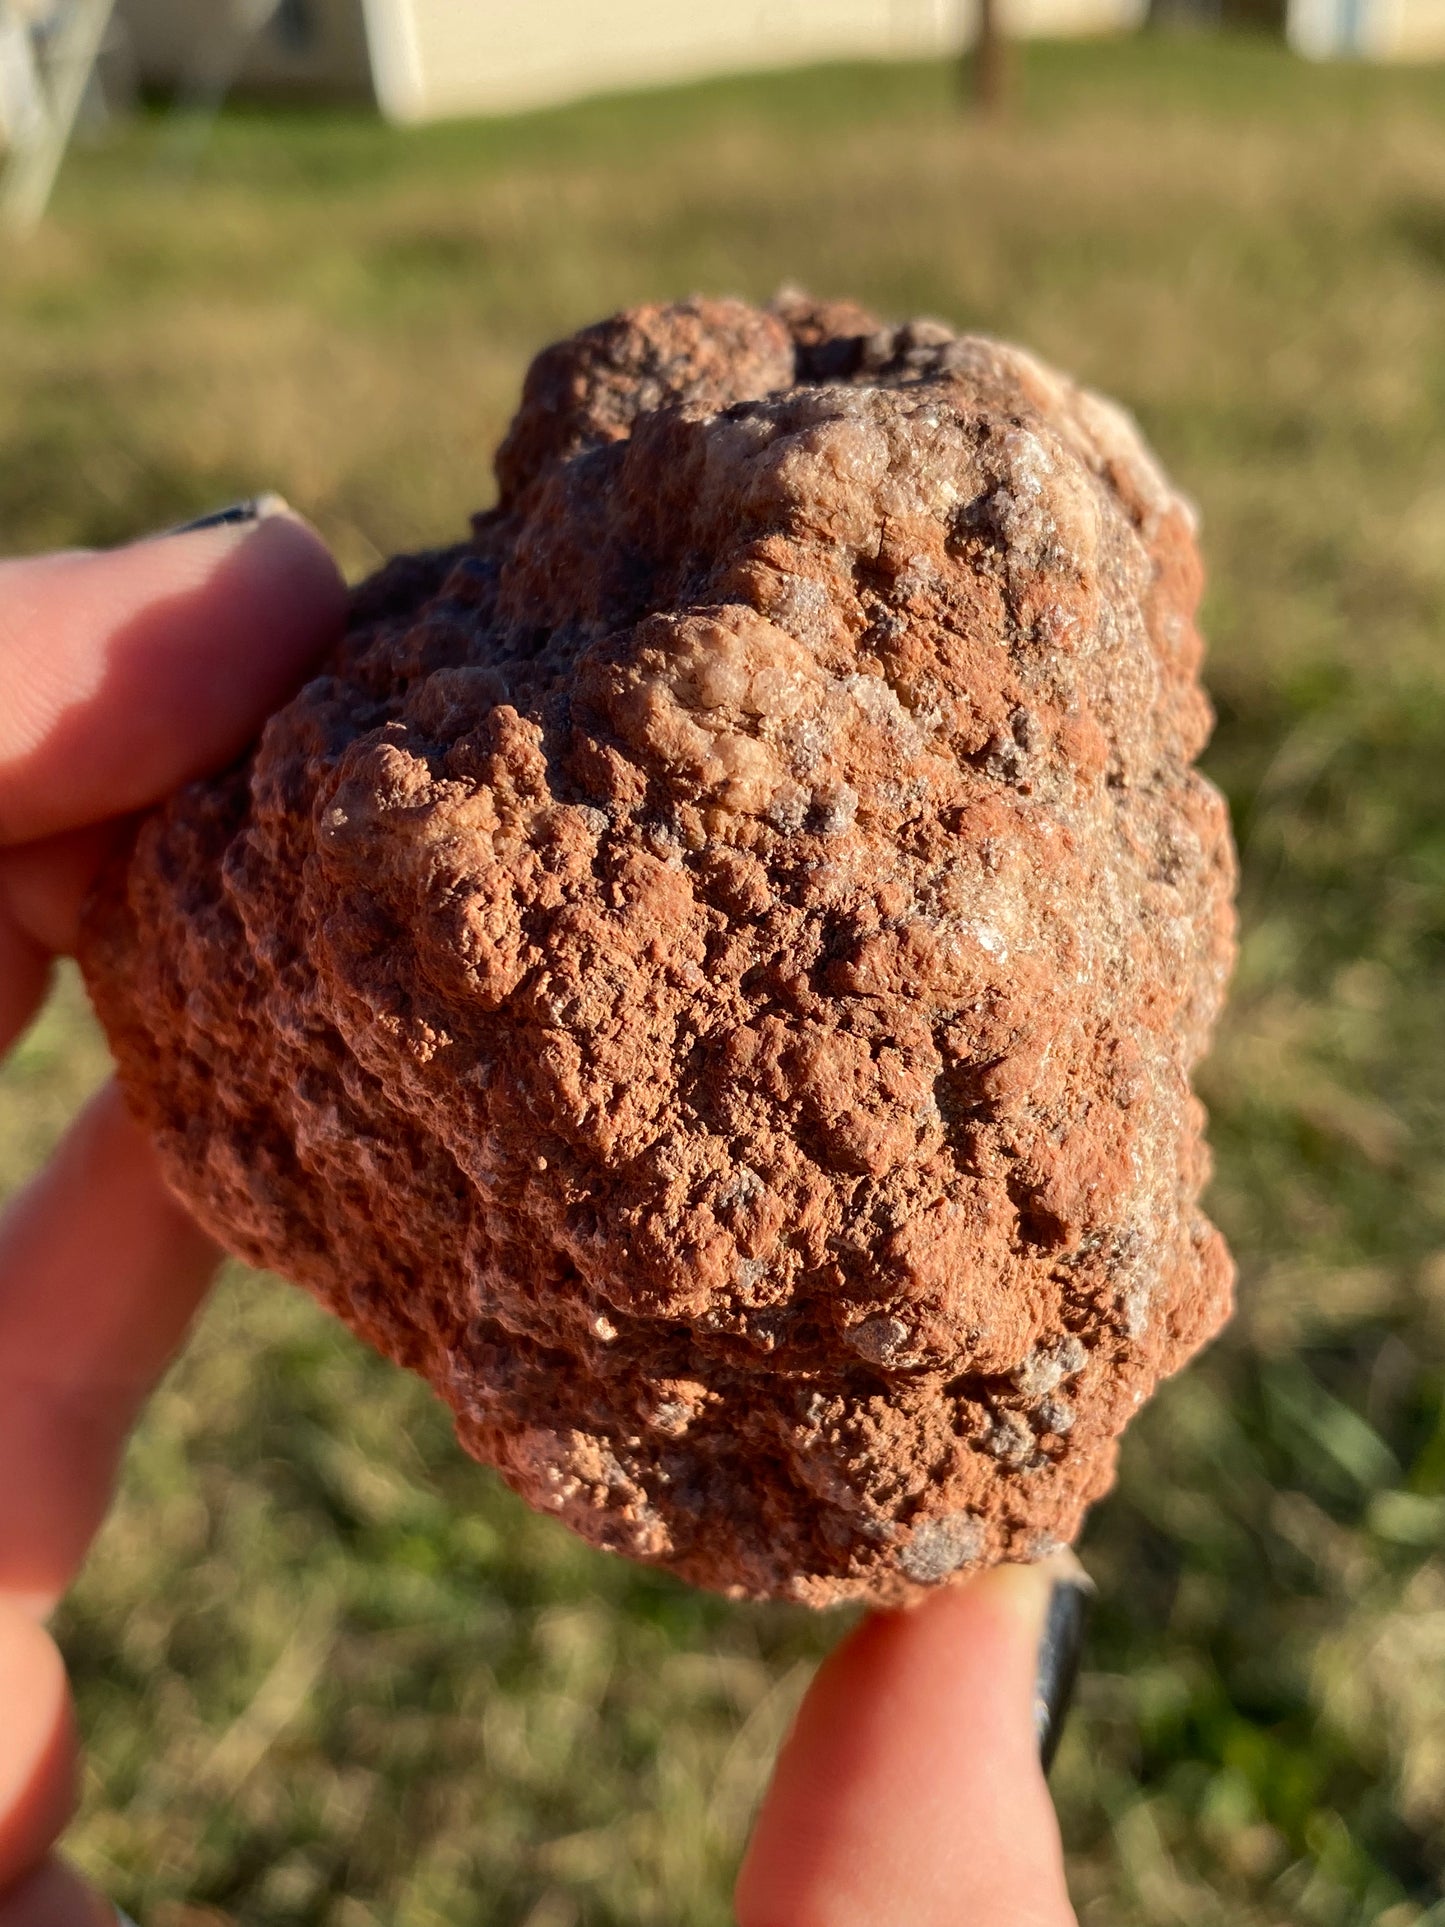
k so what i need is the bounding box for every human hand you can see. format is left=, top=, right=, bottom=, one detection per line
left=0, top=503, right=346, bottom=1924
left=0, top=509, right=1086, bottom=1925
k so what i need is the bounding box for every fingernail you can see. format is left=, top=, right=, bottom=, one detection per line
left=114, top=1910, right=141, bottom=1926
left=1034, top=1549, right=1093, bottom=1775
left=162, top=492, right=290, bottom=536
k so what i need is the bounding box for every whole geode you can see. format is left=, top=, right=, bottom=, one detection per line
left=81, top=295, right=1237, bottom=1606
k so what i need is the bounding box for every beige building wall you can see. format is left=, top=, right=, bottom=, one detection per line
left=1368, top=0, right=1445, bottom=52
left=1003, top=0, right=1146, bottom=35
left=1288, top=0, right=1445, bottom=54
left=374, top=0, right=957, bottom=120
left=118, top=0, right=1148, bottom=121
left=373, top=0, right=1146, bottom=122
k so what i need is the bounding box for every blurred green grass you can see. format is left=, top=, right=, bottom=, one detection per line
left=3, top=34, right=1445, bottom=1926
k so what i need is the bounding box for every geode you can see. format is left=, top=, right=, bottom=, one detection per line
left=80, top=295, right=1237, bottom=1606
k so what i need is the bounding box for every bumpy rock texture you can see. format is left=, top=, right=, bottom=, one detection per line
left=81, top=295, right=1237, bottom=1606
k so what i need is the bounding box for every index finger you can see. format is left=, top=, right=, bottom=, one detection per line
left=0, top=505, right=346, bottom=1594
left=0, top=1082, right=216, bottom=1616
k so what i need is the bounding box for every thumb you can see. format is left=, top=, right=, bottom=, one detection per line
left=0, top=502, right=345, bottom=849
left=736, top=1553, right=1089, bottom=1927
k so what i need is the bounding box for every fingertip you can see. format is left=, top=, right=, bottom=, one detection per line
left=0, top=508, right=346, bottom=845
left=143, top=503, right=348, bottom=723
left=737, top=1563, right=1078, bottom=1927
left=176, top=497, right=345, bottom=617
left=0, top=1608, right=76, bottom=1893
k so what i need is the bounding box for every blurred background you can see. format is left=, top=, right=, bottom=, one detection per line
left=4, top=5, right=1445, bottom=1925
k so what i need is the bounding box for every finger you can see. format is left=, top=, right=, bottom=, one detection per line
left=0, top=507, right=345, bottom=848
left=0, top=823, right=129, bottom=1056
left=0, top=1606, right=75, bottom=1896
left=736, top=1559, right=1079, bottom=1927
left=0, top=823, right=133, bottom=968
left=0, top=1857, right=114, bottom=1927
left=0, top=817, right=121, bottom=1055
left=0, top=909, right=51, bottom=1062
left=0, top=1082, right=217, bottom=1616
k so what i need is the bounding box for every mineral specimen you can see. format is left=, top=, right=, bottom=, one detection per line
left=80, top=294, right=1237, bottom=1606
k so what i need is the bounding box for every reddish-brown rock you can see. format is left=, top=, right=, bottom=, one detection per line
left=80, top=295, right=1237, bottom=1605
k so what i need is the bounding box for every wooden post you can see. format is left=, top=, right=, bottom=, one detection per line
left=969, top=0, right=1012, bottom=116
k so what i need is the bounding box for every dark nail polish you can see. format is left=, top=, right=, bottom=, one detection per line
left=1035, top=1567, right=1093, bottom=1775
left=163, top=492, right=288, bottom=536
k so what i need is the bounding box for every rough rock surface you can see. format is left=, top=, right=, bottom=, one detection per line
left=80, top=295, right=1238, bottom=1606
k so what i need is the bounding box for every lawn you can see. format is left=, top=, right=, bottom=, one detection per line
left=4, top=33, right=1445, bottom=1927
